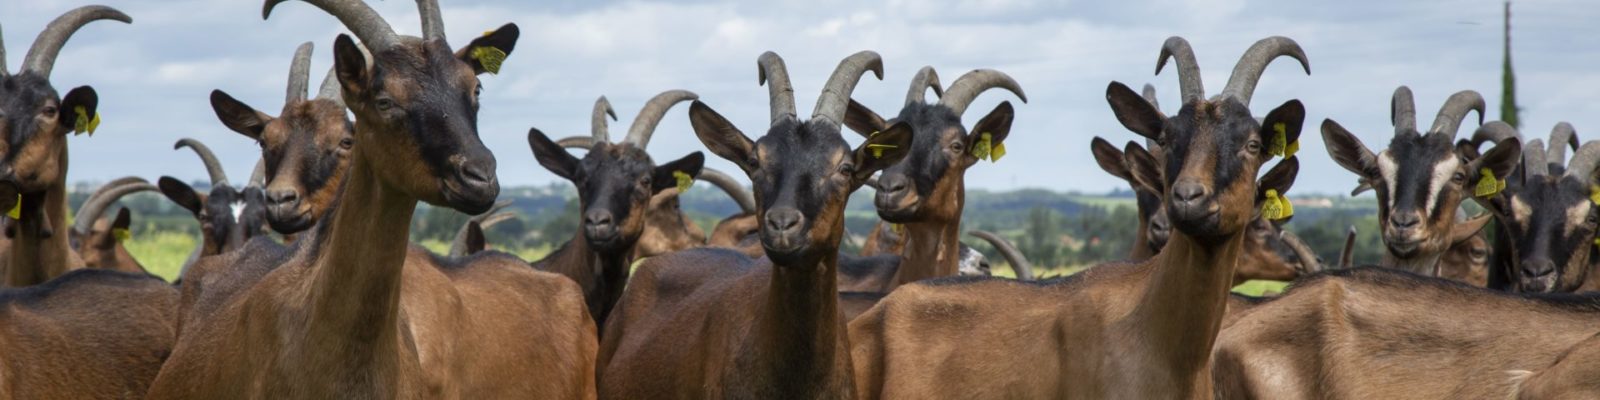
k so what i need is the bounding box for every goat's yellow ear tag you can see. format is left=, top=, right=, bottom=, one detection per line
left=867, top=144, right=896, bottom=159
left=1589, top=185, right=1600, bottom=206
left=1261, top=189, right=1293, bottom=221
left=672, top=170, right=693, bottom=193
left=1268, top=123, right=1297, bottom=157
left=6, top=194, right=19, bottom=219
left=72, top=106, right=100, bottom=136
left=1475, top=167, right=1505, bottom=198
left=972, top=132, right=993, bottom=161
left=112, top=228, right=131, bottom=242
left=890, top=223, right=904, bottom=234
left=471, top=46, right=507, bottom=75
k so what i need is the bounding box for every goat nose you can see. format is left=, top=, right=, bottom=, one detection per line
left=1523, top=259, right=1557, bottom=278
left=764, top=208, right=804, bottom=235
left=1388, top=213, right=1420, bottom=229
left=1172, top=181, right=1206, bottom=204
left=877, top=174, right=909, bottom=195
left=584, top=210, right=614, bottom=229
left=459, top=162, right=497, bottom=187
left=265, top=189, right=299, bottom=206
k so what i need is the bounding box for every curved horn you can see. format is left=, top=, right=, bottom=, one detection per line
left=1427, top=90, right=1486, bottom=137
left=591, top=96, right=617, bottom=143
left=248, top=158, right=267, bottom=187
left=72, top=178, right=156, bottom=236
left=312, top=67, right=346, bottom=109
left=1471, top=121, right=1521, bottom=148
left=415, top=0, right=446, bottom=42
left=449, top=200, right=513, bottom=256
left=1141, top=83, right=1160, bottom=111
left=940, top=69, right=1027, bottom=116
left=756, top=52, right=796, bottom=123
left=556, top=136, right=594, bottom=150
left=1523, top=139, right=1549, bottom=178
left=812, top=50, right=884, bottom=126
left=969, top=230, right=1033, bottom=281
left=624, top=90, right=699, bottom=148
left=1563, top=141, right=1600, bottom=180
left=1549, top=122, right=1579, bottom=167
left=75, top=176, right=147, bottom=219
left=1391, top=86, right=1417, bottom=134
left=174, top=138, right=230, bottom=187
left=286, top=42, right=313, bottom=104
left=264, top=0, right=398, bottom=51
left=1218, top=36, right=1310, bottom=106
left=1156, top=36, right=1205, bottom=103
left=1338, top=225, right=1357, bottom=270
left=697, top=168, right=755, bottom=214
left=22, top=5, right=131, bottom=78
left=905, top=66, right=943, bottom=105
left=1278, top=229, right=1322, bottom=274
left=1, top=22, right=9, bottom=76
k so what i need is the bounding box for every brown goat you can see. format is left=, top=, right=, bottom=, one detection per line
left=145, top=1, right=595, bottom=398
left=849, top=36, right=1308, bottom=399
left=599, top=51, right=909, bottom=399
left=69, top=177, right=158, bottom=274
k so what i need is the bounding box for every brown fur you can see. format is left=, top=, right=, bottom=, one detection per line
left=73, top=211, right=146, bottom=274
left=0, top=270, right=178, bottom=399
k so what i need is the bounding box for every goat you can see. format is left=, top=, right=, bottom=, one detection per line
left=1322, top=86, right=1516, bottom=277
left=0, top=5, right=130, bottom=287
left=1458, top=122, right=1600, bottom=292
left=145, top=1, right=595, bottom=398
left=598, top=50, right=909, bottom=399
left=159, top=139, right=269, bottom=266
left=849, top=36, right=1308, bottom=399
left=69, top=176, right=158, bottom=273
left=525, top=89, right=705, bottom=326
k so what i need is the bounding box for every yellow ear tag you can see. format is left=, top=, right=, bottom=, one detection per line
left=112, top=228, right=131, bottom=242
left=972, top=132, right=993, bottom=161
left=890, top=223, right=904, bottom=234
left=866, top=144, right=897, bottom=159
left=471, top=46, right=507, bottom=75
left=1268, top=122, right=1297, bottom=157
left=6, top=194, right=19, bottom=219
left=673, top=170, right=693, bottom=193
left=1474, top=167, right=1505, bottom=198
left=72, top=106, right=100, bottom=136
left=1589, top=185, right=1600, bottom=206
left=1261, top=189, right=1294, bottom=221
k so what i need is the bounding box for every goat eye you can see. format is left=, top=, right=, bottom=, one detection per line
left=949, top=141, right=964, bottom=152
left=475, top=84, right=484, bottom=97
left=1245, top=139, right=1262, bottom=153
left=40, top=106, right=58, bottom=116
left=375, top=98, right=397, bottom=111
left=1452, top=172, right=1465, bottom=183
left=838, top=163, right=856, bottom=176
left=339, top=138, right=354, bottom=150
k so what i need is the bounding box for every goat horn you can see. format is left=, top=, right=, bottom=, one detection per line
left=285, top=42, right=314, bottom=104
left=1470, top=121, right=1521, bottom=149
left=1428, top=90, right=1485, bottom=137
left=697, top=168, right=755, bottom=214
left=248, top=158, right=267, bottom=187
left=1156, top=36, right=1205, bottom=103
left=174, top=138, right=229, bottom=187
left=1548, top=122, right=1579, bottom=167
left=812, top=50, right=884, bottom=127
left=625, top=90, right=699, bottom=148
left=1338, top=225, right=1357, bottom=270
left=1524, top=139, right=1549, bottom=178
left=315, top=67, right=345, bottom=108
left=556, top=136, right=593, bottom=150
left=264, top=0, right=398, bottom=51
left=449, top=200, right=514, bottom=257
left=1563, top=141, right=1600, bottom=181
left=757, top=52, right=797, bottom=123
left=72, top=178, right=156, bottom=236
left=1278, top=228, right=1322, bottom=274
left=1, top=22, right=9, bottom=76
left=75, top=176, right=147, bottom=218
left=866, top=175, right=880, bottom=190
left=905, top=66, right=943, bottom=106
left=940, top=69, right=1026, bottom=117
left=1218, top=36, right=1310, bottom=107
left=1391, top=86, right=1417, bottom=135
left=1141, top=83, right=1160, bottom=111
left=968, top=230, right=1033, bottom=281
left=591, top=96, right=616, bottom=143
left=415, top=0, right=446, bottom=42
left=22, top=6, right=131, bottom=78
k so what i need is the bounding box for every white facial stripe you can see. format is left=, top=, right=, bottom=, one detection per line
left=1565, top=202, right=1591, bottom=236
left=231, top=201, right=246, bottom=223
left=1424, top=157, right=1461, bottom=216
left=1511, top=197, right=1532, bottom=223
left=1377, top=151, right=1399, bottom=210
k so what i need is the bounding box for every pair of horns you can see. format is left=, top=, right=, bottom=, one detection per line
left=902, top=66, right=1030, bottom=116
left=1470, top=121, right=1592, bottom=181
left=1156, top=36, right=1310, bottom=107
left=587, top=90, right=698, bottom=147
left=71, top=176, right=156, bottom=236
left=284, top=42, right=346, bottom=108
left=1389, top=86, right=1485, bottom=138
left=264, top=0, right=446, bottom=51
left=758, top=50, right=884, bottom=128
left=175, top=139, right=266, bottom=189
left=1, top=5, right=131, bottom=78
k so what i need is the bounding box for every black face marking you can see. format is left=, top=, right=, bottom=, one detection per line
left=1494, top=175, right=1600, bottom=292
left=749, top=118, right=855, bottom=264
left=877, top=103, right=964, bottom=200
left=572, top=143, right=655, bottom=248
left=1161, top=100, right=1258, bottom=191
left=1379, top=132, right=1459, bottom=223
left=0, top=74, right=59, bottom=153
left=198, top=185, right=268, bottom=254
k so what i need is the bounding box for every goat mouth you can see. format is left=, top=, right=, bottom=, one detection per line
left=440, top=179, right=498, bottom=215
left=267, top=209, right=314, bottom=234
left=1386, top=240, right=1421, bottom=258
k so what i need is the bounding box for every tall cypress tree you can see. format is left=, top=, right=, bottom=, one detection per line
left=1501, top=1, right=1521, bottom=128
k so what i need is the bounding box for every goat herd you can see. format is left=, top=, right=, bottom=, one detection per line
left=1, top=0, right=1597, bottom=399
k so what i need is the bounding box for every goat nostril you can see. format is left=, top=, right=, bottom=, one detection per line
left=267, top=190, right=299, bottom=205
left=1388, top=214, right=1420, bottom=229
left=1172, top=183, right=1205, bottom=203
left=765, top=210, right=802, bottom=232
left=584, top=212, right=613, bottom=228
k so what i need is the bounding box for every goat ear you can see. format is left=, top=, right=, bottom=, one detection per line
left=209, top=90, right=273, bottom=141
left=58, top=86, right=98, bottom=136
left=456, top=23, right=520, bottom=76
left=688, top=101, right=756, bottom=173
left=1321, top=119, right=1380, bottom=180
left=966, top=101, right=1015, bottom=155
left=332, top=35, right=370, bottom=101
left=527, top=128, right=581, bottom=181
left=158, top=177, right=204, bottom=216
left=1455, top=139, right=1483, bottom=161
left=1122, top=142, right=1162, bottom=196
left=652, top=152, right=705, bottom=194
left=111, top=208, right=132, bottom=232
left=1090, top=137, right=1131, bottom=182
left=843, top=99, right=889, bottom=138
left=1466, top=137, right=1522, bottom=195
left=1105, top=81, right=1163, bottom=141
left=464, top=221, right=487, bottom=255
left=1449, top=213, right=1492, bottom=246
left=853, top=121, right=914, bottom=183
left=1256, top=156, right=1300, bottom=202
left=1261, top=99, right=1306, bottom=157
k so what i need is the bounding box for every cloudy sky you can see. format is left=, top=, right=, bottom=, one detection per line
left=5, top=0, right=1597, bottom=195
